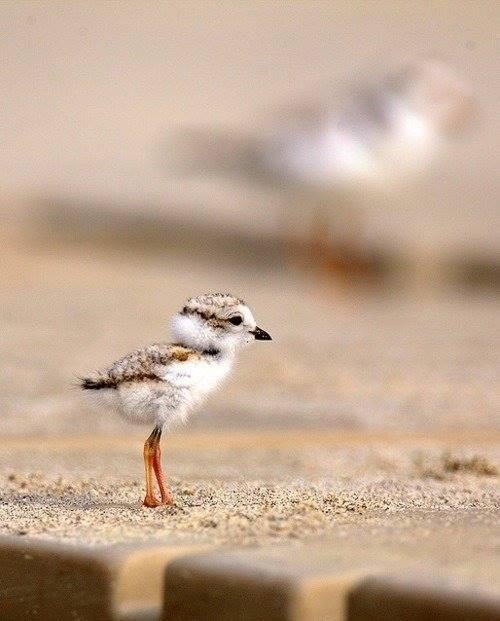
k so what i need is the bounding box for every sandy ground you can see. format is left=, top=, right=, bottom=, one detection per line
left=0, top=432, right=497, bottom=546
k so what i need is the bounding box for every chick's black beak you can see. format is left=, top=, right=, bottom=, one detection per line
left=251, top=326, right=272, bottom=341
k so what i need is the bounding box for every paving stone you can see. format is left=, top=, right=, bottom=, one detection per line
left=348, top=576, right=500, bottom=621
left=160, top=514, right=499, bottom=621
left=162, top=546, right=366, bottom=621
left=0, top=535, right=206, bottom=621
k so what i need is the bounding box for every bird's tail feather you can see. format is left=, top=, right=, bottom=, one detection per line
left=79, top=374, right=114, bottom=390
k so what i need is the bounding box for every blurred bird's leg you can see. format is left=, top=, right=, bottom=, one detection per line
left=310, top=194, right=361, bottom=285
left=280, top=192, right=375, bottom=294
left=279, top=196, right=311, bottom=272
left=151, top=426, right=173, bottom=505
left=280, top=194, right=348, bottom=289
left=143, top=427, right=161, bottom=508
left=310, top=197, right=336, bottom=271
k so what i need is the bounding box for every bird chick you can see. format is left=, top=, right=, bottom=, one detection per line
left=81, top=293, right=271, bottom=507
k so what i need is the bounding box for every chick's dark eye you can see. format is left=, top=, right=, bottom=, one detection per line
left=229, top=315, right=243, bottom=326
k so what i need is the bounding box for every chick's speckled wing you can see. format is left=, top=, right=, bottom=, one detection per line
left=82, top=343, right=199, bottom=389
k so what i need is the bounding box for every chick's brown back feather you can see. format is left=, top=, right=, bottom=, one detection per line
left=80, top=343, right=200, bottom=390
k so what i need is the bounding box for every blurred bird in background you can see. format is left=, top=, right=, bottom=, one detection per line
left=171, top=58, right=475, bottom=287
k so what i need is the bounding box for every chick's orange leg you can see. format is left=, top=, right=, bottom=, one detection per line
left=152, top=427, right=173, bottom=505
left=143, top=429, right=161, bottom=508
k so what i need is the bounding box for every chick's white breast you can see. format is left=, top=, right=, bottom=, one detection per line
left=160, top=357, right=232, bottom=401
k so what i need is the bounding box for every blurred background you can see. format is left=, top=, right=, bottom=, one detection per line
left=1, top=0, right=498, bottom=436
